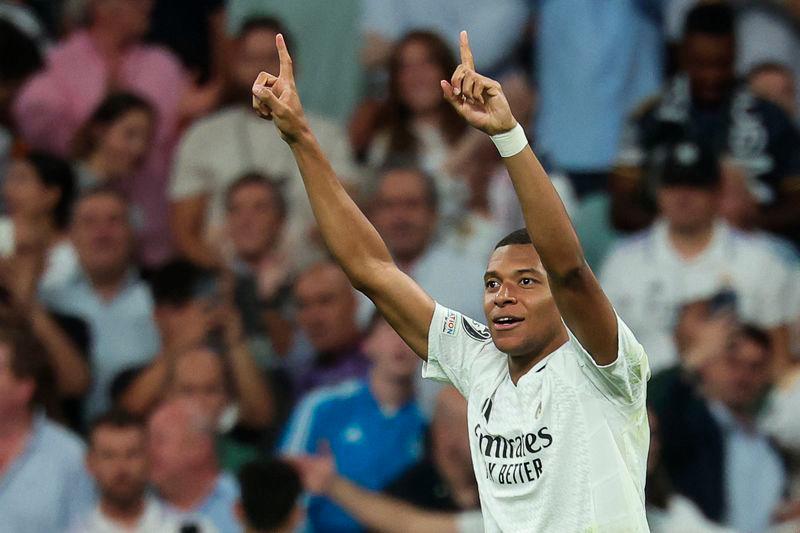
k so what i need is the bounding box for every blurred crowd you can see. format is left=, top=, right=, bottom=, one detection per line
left=0, top=0, right=799, bottom=532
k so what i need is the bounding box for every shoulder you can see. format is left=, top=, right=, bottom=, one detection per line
left=296, top=380, right=366, bottom=416
left=215, top=472, right=241, bottom=499
left=180, top=108, right=240, bottom=142
left=40, top=419, right=86, bottom=458
left=134, top=42, right=184, bottom=71
left=604, top=228, right=654, bottom=264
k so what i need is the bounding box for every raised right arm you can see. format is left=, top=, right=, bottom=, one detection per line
left=251, top=35, right=433, bottom=359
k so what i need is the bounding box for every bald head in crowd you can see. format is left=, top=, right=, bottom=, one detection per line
left=294, top=261, right=360, bottom=353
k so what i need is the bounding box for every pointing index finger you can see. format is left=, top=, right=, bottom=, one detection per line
left=276, top=33, right=295, bottom=82
left=460, top=30, right=475, bottom=70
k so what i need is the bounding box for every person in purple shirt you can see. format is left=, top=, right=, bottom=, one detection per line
left=291, top=261, right=370, bottom=397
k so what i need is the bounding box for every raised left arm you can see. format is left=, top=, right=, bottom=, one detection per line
left=443, top=32, right=618, bottom=364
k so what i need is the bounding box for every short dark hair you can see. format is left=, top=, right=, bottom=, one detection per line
left=0, top=321, right=55, bottom=412
left=225, top=172, right=287, bottom=220
left=683, top=2, right=735, bottom=39
left=0, top=19, right=42, bottom=85
left=71, top=91, right=155, bottom=159
left=494, top=228, right=533, bottom=249
left=148, top=259, right=216, bottom=307
left=23, top=151, right=77, bottom=230
left=238, top=459, right=302, bottom=530
left=88, top=410, right=145, bottom=447
left=238, top=16, right=292, bottom=51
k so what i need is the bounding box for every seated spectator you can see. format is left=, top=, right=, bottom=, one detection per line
left=40, top=187, right=160, bottom=420
left=0, top=323, right=93, bottom=532
left=0, top=150, right=78, bottom=289
left=386, top=387, right=478, bottom=512
left=359, top=32, right=472, bottom=224
left=646, top=409, right=735, bottom=533
left=290, top=261, right=369, bottom=396
left=294, top=450, right=483, bottom=533
left=12, top=0, right=187, bottom=264
left=612, top=2, right=800, bottom=246
left=169, top=17, right=355, bottom=269
left=149, top=398, right=241, bottom=533
left=236, top=459, right=304, bottom=533
left=117, top=260, right=274, bottom=457
left=71, top=92, right=156, bottom=190
left=601, top=144, right=797, bottom=373
left=0, top=19, right=42, bottom=187
left=747, top=62, right=798, bottom=119
left=369, top=166, right=496, bottom=320
left=225, top=173, right=295, bottom=360
left=653, top=324, right=786, bottom=532
left=68, top=410, right=185, bottom=533
left=280, top=316, right=427, bottom=532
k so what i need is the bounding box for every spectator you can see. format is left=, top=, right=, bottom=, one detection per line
left=601, top=143, right=797, bottom=373
left=225, top=173, right=295, bottom=360
left=533, top=0, right=665, bottom=197
left=169, top=17, right=355, bottom=269
left=280, top=316, right=427, bottom=532
left=117, top=260, right=274, bottom=457
left=294, top=450, right=483, bottom=533
left=613, top=2, right=800, bottom=246
left=747, top=62, right=798, bottom=119
left=654, top=324, right=786, bottom=532
left=71, top=92, right=156, bottom=190
left=0, top=322, right=93, bottom=532
left=12, top=0, right=187, bottom=264
left=359, top=32, right=472, bottom=224
left=0, top=151, right=78, bottom=290
left=149, top=398, right=241, bottom=533
left=290, top=261, right=369, bottom=396
left=236, top=459, right=304, bottom=533
left=68, top=411, right=184, bottom=533
left=40, top=187, right=160, bottom=419
left=386, top=387, right=478, bottom=513
left=369, top=166, right=495, bottom=321
left=0, top=19, right=42, bottom=188
left=646, top=409, right=735, bottom=533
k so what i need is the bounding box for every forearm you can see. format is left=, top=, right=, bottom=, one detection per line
left=327, top=477, right=459, bottom=533
left=226, top=341, right=274, bottom=428
left=29, top=306, right=90, bottom=396
left=118, top=355, right=170, bottom=416
left=289, top=132, right=394, bottom=289
left=504, top=146, right=587, bottom=279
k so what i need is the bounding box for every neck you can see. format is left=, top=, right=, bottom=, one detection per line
left=667, top=221, right=715, bottom=260
left=369, top=371, right=414, bottom=410
left=88, top=267, right=128, bottom=301
left=161, top=468, right=218, bottom=511
left=413, top=109, right=441, bottom=128
left=88, top=25, right=132, bottom=58
left=507, top=327, right=569, bottom=384
left=99, top=497, right=146, bottom=528
left=85, top=152, right=123, bottom=183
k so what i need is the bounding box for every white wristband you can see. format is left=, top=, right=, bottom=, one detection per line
left=490, top=123, right=528, bottom=158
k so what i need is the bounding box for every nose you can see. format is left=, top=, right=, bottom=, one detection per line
left=493, top=284, right=516, bottom=307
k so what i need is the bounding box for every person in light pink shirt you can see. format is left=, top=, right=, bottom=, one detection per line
left=13, top=0, right=187, bottom=265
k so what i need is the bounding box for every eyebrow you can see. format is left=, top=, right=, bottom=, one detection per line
left=483, top=268, right=539, bottom=280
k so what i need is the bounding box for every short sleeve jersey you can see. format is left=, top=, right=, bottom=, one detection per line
left=424, top=304, right=651, bottom=532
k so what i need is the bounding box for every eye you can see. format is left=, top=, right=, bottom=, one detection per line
left=484, top=279, right=500, bottom=290
left=520, top=277, right=535, bottom=287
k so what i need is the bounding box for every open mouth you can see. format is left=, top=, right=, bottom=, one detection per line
left=492, top=316, right=524, bottom=330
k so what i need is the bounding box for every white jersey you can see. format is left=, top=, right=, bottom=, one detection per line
left=424, top=303, right=651, bottom=532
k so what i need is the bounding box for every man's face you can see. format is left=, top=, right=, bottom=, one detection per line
left=95, top=0, right=153, bottom=42
left=172, top=349, right=228, bottom=424
left=657, top=185, right=717, bottom=233
left=294, top=264, right=358, bottom=352
left=88, top=426, right=148, bottom=508
left=371, top=169, right=436, bottom=264
left=396, top=39, right=447, bottom=115
left=702, top=335, right=771, bottom=413
left=227, top=182, right=284, bottom=263
left=70, top=194, right=133, bottom=279
left=147, top=403, right=207, bottom=488
left=683, top=33, right=735, bottom=104
left=0, top=344, right=31, bottom=417
left=482, top=245, right=564, bottom=357
left=231, top=28, right=280, bottom=97
left=363, top=321, right=419, bottom=381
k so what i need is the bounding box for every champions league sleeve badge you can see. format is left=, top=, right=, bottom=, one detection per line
left=463, top=317, right=491, bottom=341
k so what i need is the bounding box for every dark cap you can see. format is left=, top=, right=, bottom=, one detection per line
left=653, top=142, right=720, bottom=189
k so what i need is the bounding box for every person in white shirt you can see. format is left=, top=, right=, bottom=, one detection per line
left=251, top=31, right=650, bottom=532
left=601, top=142, right=797, bottom=373
left=68, top=411, right=184, bottom=533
